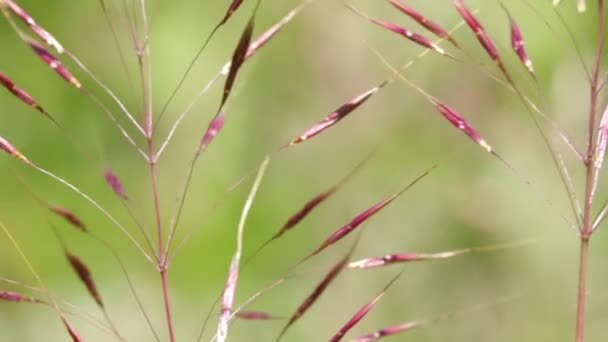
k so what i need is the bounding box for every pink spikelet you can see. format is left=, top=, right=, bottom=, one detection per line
left=3, top=0, right=64, bottom=53
left=28, top=40, right=81, bottom=88
left=435, top=103, right=493, bottom=153
left=0, top=136, right=29, bottom=162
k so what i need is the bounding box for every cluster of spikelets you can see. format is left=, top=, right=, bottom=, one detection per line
left=0, top=0, right=604, bottom=341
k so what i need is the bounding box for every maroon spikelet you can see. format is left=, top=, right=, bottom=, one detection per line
left=66, top=253, right=103, bottom=308
left=435, top=102, right=493, bottom=153
left=0, top=136, right=29, bottom=162
left=0, top=290, right=40, bottom=303
left=3, top=0, right=64, bottom=53
left=286, top=82, right=387, bottom=147
left=104, top=169, right=128, bottom=200
left=28, top=40, right=81, bottom=88
left=277, top=255, right=350, bottom=340
left=48, top=205, right=87, bottom=232
left=387, top=0, right=458, bottom=46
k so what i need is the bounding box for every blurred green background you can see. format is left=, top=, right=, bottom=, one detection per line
left=0, top=0, right=606, bottom=341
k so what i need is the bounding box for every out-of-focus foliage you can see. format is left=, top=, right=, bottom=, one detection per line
left=0, top=1, right=605, bottom=341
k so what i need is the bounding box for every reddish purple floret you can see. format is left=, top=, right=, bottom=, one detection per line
left=435, top=103, right=492, bottom=153
left=4, top=0, right=64, bottom=53
left=49, top=205, right=87, bottom=232
left=277, top=255, right=349, bottom=340
left=454, top=0, right=503, bottom=66
left=28, top=41, right=81, bottom=88
left=287, top=83, right=385, bottom=146
left=66, top=253, right=103, bottom=307
left=0, top=136, right=28, bottom=162
left=387, top=0, right=457, bottom=46
left=0, top=290, right=38, bottom=303
left=368, top=17, right=445, bottom=55
left=104, top=169, right=128, bottom=200
left=198, top=113, right=225, bottom=155
left=508, top=14, right=535, bottom=75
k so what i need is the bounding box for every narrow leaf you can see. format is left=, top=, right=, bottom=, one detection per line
left=329, top=273, right=401, bottom=342
left=435, top=103, right=493, bottom=153
left=66, top=253, right=103, bottom=308
left=218, top=256, right=240, bottom=342
left=28, top=40, right=81, bottom=88
left=285, top=82, right=387, bottom=147
left=387, top=0, right=458, bottom=47
left=48, top=205, right=87, bottom=232
left=3, top=0, right=64, bottom=53
left=216, top=157, right=269, bottom=342
left=0, top=135, right=28, bottom=162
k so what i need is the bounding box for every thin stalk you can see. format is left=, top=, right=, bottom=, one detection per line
left=148, top=142, right=175, bottom=342
left=575, top=2, right=604, bottom=341
left=575, top=235, right=590, bottom=342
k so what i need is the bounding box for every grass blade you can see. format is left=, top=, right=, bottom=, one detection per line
left=216, top=157, right=270, bottom=342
